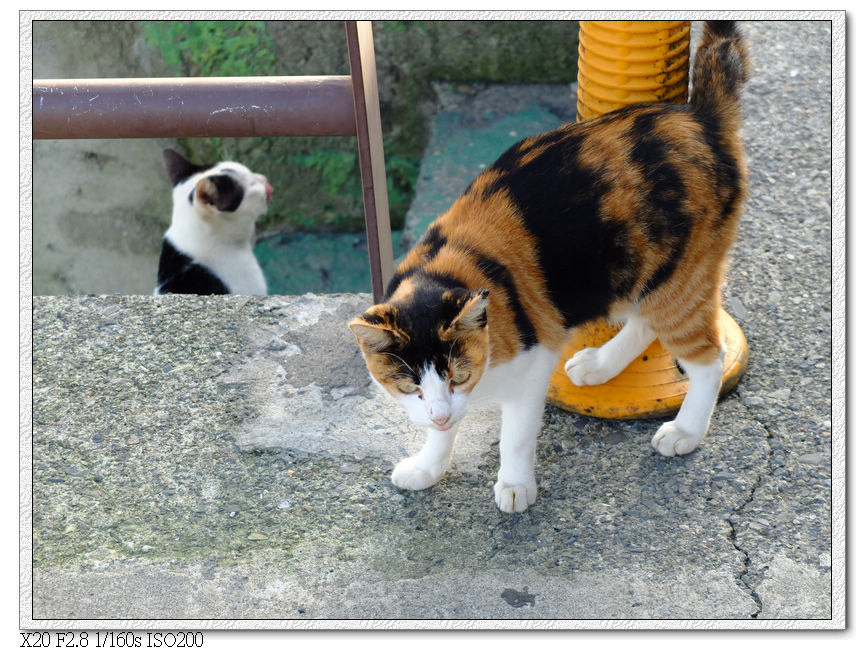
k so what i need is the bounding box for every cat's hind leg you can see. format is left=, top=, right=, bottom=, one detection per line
left=650, top=297, right=725, bottom=456
left=651, top=346, right=724, bottom=456
left=565, top=315, right=656, bottom=386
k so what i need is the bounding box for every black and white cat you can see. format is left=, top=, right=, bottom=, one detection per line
left=155, top=149, right=272, bottom=295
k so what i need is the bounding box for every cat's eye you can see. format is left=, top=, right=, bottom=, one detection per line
left=451, top=371, right=470, bottom=385
left=397, top=382, right=419, bottom=394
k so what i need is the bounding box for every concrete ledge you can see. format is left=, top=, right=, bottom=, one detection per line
left=30, top=293, right=831, bottom=623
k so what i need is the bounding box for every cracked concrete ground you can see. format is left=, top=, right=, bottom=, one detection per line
left=26, top=19, right=837, bottom=626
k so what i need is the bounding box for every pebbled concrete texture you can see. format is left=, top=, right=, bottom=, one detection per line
left=27, top=20, right=836, bottom=626
left=32, top=294, right=768, bottom=622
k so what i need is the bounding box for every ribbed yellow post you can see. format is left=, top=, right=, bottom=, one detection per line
left=547, top=20, right=749, bottom=418
left=576, top=20, right=691, bottom=119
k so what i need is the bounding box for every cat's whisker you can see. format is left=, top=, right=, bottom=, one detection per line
left=382, top=352, right=414, bottom=377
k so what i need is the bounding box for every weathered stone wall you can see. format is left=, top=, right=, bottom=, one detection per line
left=33, top=22, right=175, bottom=294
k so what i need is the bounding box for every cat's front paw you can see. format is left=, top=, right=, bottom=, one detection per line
left=651, top=421, right=703, bottom=457
left=565, top=347, right=614, bottom=386
left=391, top=456, right=444, bottom=491
left=494, top=480, right=537, bottom=514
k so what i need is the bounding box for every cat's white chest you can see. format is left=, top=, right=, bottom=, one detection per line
left=165, top=222, right=267, bottom=295
left=470, top=345, right=560, bottom=404
left=214, top=247, right=267, bottom=294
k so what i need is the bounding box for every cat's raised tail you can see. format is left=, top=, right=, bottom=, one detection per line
left=690, top=21, right=750, bottom=122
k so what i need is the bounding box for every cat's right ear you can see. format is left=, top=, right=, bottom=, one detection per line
left=163, top=149, right=201, bottom=186
left=348, top=307, right=407, bottom=353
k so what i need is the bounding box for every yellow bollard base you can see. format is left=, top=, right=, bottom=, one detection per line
left=547, top=310, right=748, bottom=419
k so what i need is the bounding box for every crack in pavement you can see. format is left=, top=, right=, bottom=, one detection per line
left=725, top=402, right=776, bottom=618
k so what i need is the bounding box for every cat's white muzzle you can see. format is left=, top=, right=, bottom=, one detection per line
left=255, top=173, right=274, bottom=203
left=396, top=365, right=472, bottom=431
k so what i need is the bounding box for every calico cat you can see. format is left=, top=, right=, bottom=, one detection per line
left=155, top=149, right=272, bottom=295
left=349, top=21, right=749, bottom=513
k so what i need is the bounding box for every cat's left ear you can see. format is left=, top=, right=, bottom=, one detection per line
left=444, top=289, right=489, bottom=337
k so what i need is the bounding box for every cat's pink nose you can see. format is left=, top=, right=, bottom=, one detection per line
left=265, top=180, right=274, bottom=203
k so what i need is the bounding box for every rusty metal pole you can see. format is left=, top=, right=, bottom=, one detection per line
left=346, top=20, right=394, bottom=304
left=33, top=76, right=358, bottom=139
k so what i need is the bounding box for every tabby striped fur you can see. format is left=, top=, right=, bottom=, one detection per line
left=349, top=21, right=749, bottom=513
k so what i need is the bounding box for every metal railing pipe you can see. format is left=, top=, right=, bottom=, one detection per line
left=346, top=20, right=393, bottom=301
left=33, top=75, right=357, bottom=139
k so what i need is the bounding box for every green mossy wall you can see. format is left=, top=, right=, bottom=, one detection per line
left=143, top=20, right=579, bottom=234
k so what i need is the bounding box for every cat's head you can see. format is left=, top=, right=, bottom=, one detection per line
left=163, top=149, right=273, bottom=233
left=349, top=284, right=490, bottom=432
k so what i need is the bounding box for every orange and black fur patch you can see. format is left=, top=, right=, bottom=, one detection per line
left=351, top=21, right=749, bottom=385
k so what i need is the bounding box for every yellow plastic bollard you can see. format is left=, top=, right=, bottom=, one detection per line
left=548, top=20, right=749, bottom=418
left=576, top=20, right=691, bottom=120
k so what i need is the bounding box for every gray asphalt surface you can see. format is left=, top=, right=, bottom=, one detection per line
left=26, top=20, right=836, bottom=626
